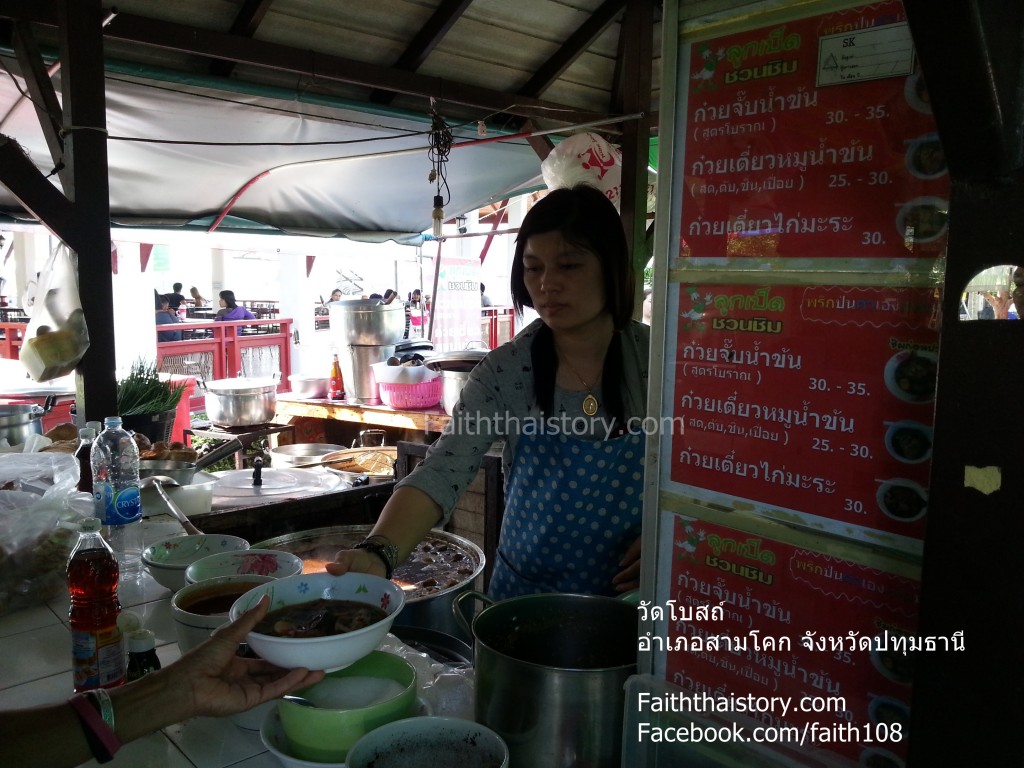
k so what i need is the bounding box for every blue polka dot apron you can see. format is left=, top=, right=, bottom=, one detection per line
left=488, top=429, right=645, bottom=600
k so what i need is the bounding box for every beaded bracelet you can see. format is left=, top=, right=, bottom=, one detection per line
left=68, top=690, right=121, bottom=763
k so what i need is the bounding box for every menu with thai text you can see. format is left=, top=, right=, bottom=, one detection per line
left=667, top=282, right=938, bottom=543
left=662, top=515, right=921, bottom=765
left=680, top=0, right=948, bottom=262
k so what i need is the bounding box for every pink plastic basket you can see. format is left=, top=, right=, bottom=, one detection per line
left=378, top=378, right=442, bottom=409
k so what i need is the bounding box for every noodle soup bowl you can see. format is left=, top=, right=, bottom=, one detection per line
left=228, top=572, right=405, bottom=671
left=171, top=574, right=276, bottom=652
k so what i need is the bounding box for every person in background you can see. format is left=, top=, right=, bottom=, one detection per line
left=0, top=596, right=323, bottom=768
left=368, top=293, right=384, bottom=300
left=328, top=185, right=648, bottom=599
left=329, top=289, right=343, bottom=302
left=215, top=289, right=256, bottom=321
left=408, top=288, right=423, bottom=308
left=190, top=286, right=208, bottom=307
left=165, top=282, right=186, bottom=310
left=480, top=282, right=493, bottom=307
left=383, top=288, right=399, bottom=305
left=155, top=294, right=183, bottom=341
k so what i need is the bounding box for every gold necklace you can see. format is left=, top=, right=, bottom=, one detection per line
left=560, top=357, right=600, bottom=416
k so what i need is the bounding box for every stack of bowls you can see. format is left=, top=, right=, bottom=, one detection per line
left=142, top=533, right=250, bottom=592
left=275, top=651, right=418, bottom=763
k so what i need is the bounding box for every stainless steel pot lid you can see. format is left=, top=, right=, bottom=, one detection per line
left=202, top=376, right=280, bottom=393
left=210, top=468, right=347, bottom=497
left=425, top=349, right=489, bottom=372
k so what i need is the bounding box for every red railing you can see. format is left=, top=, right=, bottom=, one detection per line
left=156, top=318, right=293, bottom=411
left=0, top=322, right=26, bottom=360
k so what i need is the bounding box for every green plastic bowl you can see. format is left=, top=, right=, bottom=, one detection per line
left=277, top=650, right=417, bottom=762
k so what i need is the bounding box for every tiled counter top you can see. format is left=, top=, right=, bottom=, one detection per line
left=0, top=516, right=286, bottom=768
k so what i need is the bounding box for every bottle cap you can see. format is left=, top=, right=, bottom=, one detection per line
left=126, top=628, right=157, bottom=653
left=117, top=611, right=143, bottom=634
left=78, top=428, right=97, bottom=441
left=80, top=517, right=102, bottom=533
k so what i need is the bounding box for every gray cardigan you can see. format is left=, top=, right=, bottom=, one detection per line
left=396, top=318, right=650, bottom=522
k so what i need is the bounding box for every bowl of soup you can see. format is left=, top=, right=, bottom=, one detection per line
left=228, top=572, right=405, bottom=671
left=171, top=574, right=276, bottom=652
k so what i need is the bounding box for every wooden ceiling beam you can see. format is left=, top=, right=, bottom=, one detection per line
left=209, top=0, right=276, bottom=78
left=93, top=9, right=606, bottom=124
left=518, top=0, right=627, bottom=98
left=370, top=0, right=473, bottom=104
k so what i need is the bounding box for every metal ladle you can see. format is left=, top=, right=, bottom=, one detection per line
left=139, top=476, right=203, bottom=535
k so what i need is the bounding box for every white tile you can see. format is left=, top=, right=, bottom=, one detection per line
left=81, top=731, right=196, bottom=768
left=0, top=601, right=61, bottom=638
left=0, top=669, right=72, bottom=708
left=164, top=716, right=266, bottom=768
left=0, top=621, right=72, bottom=688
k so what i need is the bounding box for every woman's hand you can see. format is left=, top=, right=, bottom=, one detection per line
left=325, top=548, right=388, bottom=578
left=159, top=595, right=324, bottom=718
left=612, top=536, right=642, bottom=593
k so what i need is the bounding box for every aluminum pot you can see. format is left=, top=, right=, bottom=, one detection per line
left=254, top=525, right=485, bottom=640
left=0, top=398, right=54, bottom=445
left=287, top=374, right=328, bottom=399
left=454, top=591, right=637, bottom=768
left=426, top=349, right=488, bottom=416
left=199, top=373, right=280, bottom=427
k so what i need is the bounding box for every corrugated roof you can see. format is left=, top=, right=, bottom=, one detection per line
left=0, top=0, right=665, bottom=240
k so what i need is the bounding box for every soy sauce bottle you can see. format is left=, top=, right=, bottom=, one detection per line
left=125, top=628, right=161, bottom=681
left=68, top=518, right=125, bottom=692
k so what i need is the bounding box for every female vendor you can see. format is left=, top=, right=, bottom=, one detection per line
left=328, top=184, right=649, bottom=598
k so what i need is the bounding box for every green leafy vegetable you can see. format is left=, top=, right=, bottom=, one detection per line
left=117, top=358, right=186, bottom=416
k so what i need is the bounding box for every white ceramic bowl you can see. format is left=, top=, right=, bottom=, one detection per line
left=140, top=471, right=218, bottom=517
left=143, top=534, right=250, bottom=592
left=228, top=572, right=405, bottom=671
left=260, top=707, right=346, bottom=768
left=370, top=360, right=438, bottom=385
left=185, top=548, right=304, bottom=585
left=171, top=574, right=275, bottom=652
left=346, top=716, right=509, bottom=768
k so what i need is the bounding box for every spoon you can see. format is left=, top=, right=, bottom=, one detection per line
left=139, top=476, right=203, bottom=535
left=281, top=694, right=317, bottom=708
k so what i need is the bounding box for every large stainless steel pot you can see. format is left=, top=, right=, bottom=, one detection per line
left=0, top=397, right=54, bottom=445
left=198, top=374, right=280, bottom=426
left=454, top=591, right=637, bottom=768
left=426, top=349, right=488, bottom=415
left=254, top=525, right=485, bottom=640
left=329, top=300, right=406, bottom=345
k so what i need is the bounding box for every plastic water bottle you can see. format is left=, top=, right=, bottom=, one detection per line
left=68, top=517, right=125, bottom=692
left=91, top=416, right=143, bottom=578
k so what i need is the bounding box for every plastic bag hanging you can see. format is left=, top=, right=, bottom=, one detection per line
left=19, top=243, right=90, bottom=381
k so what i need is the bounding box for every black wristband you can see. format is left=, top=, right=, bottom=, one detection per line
left=353, top=538, right=397, bottom=579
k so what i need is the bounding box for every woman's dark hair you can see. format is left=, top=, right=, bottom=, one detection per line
left=514, top=185, right=635, bottom=428
left=510, top=184, right=634, bottom=329
left=219, top=289, right=238, bottom=308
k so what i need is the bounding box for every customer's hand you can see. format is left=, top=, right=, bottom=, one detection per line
left=612, top=536, right=642, bottom=593
left=160, top=594, right=325, bottom=718
left=325, top=548, right=389, bottom=578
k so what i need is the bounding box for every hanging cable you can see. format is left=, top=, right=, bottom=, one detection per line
left=428, top=101, right=453, bottom=238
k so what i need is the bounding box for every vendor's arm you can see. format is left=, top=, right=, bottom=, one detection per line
left=326, top=485, right=442, bottom=577
left=0, top=596, right=322, bottom=768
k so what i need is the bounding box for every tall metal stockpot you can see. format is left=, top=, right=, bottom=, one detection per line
left=454, top=591, right=637, bottom=768
left=198, top=374, right=279, bottom=426
left=328, top=299, right=406, bottom=345
left=0, top=398, right=54, bottom=445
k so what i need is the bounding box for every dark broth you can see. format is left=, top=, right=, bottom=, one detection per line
left=254, top=598, right=387, bottom=638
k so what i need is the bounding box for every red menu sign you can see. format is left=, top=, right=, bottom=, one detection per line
left=668, top=282, right=938, bottom=541
left=664, top=516, right=920, bottom=764
left=681, top=0, right=949, bottom=261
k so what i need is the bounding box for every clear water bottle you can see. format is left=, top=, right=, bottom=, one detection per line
left=91, top=416, right=143, bottom=578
